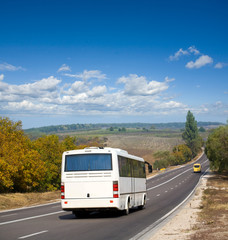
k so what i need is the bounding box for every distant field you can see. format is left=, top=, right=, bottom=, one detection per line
left=56, top=130, right=184, bottom=164
left=25, top=125, right=209, bottom=165
left=104, top=132, right=184, bottom=164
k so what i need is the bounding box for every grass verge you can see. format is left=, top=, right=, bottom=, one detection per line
left=190, top=172, right=228, bottom=240
left=0, top=191, right=60, bottom=211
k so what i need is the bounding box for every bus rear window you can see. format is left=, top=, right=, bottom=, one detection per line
left=65, top=154, right=112, bottom=171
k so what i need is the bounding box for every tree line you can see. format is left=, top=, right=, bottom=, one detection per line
left=25, top=121, right=223, bottom=136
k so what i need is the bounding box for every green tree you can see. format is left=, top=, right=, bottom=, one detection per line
left=205, top=125, right=228, bottom=172
left=199, top=127, right=206, bottom=132
left=182, top=111, right=202, bottom=157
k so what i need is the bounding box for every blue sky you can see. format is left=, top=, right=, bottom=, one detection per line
left=0, top=0, right=227, bottom=129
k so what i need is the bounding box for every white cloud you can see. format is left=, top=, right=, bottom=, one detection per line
left=214, top=62, right=228, bottom=69
left=117, top=74, right=172, bottom=96
left=0, top=62, right=25, bottom=71
left=65, top=70, right=107, bottom=81
left=5, top=100, right=58, bottom=113
left=156, top=100, right=186, bottom=109
left=0, top=70, right=191, bottom=120
left=57, top=64, right=71, bottom=72
left=0, top=76, right=61, bottom=101
left=188, top=46, right=200, bottom=55
left=169, top=46, right=200, bottom=61
left=165, top=76, right=175, bottom=82
left=0, top=74, right=4, bottom=81
left=169, top=48, right=189, bottom=61
left=88, top=85, right=107, bottom=97
left=64, top=81, right=88, bottom=95
left=186, top=55, right=213, bottom=69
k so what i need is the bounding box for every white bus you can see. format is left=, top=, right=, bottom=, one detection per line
left=61, top=147, right=152, bottom=217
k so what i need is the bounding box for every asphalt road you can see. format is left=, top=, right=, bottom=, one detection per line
left=0, top=153, right=209, bottom=240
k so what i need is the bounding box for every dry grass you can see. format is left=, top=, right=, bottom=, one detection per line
left=0, top=191, right=60, bottom=211
left=190, top=173, right=228, bottom=240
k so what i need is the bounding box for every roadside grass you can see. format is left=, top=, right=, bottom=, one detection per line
left=190, top=172, right=228, bottom=240
left=0, top=191, right=60, bottom=211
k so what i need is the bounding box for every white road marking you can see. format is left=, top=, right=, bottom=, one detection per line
left=0, top=213, right=17, bottom=218
left=18, top=230, right=48, bottom=239
left=0, top=211, right=64, bottom=226
left=147, top=168, right=192, bottom=191
left=0, top=201, right=60, bottom=214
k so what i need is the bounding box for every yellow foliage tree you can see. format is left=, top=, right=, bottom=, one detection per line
left=0, top=117, right=46, bottom=192
left=0, top=117, right=91, bottom=192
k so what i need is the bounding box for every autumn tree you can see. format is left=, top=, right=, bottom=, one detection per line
left=0, top=117, right=46, bottom=192
left=172, top=144, right=192, bottom=165
left=182, top=111, right=202, bottom=157
left=33, top=135, right=64, bottom=191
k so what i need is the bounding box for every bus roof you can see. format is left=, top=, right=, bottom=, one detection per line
left=63, top=147, right=144, bottom=162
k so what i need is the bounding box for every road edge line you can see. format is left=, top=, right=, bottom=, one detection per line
left=0, top=200, right=60, bottom=214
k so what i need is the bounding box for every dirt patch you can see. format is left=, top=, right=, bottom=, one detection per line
left=0, top=191, right=60, bottom=211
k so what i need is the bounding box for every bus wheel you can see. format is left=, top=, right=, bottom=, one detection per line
left=124, top=200, right=130, bottom=215
left=138, top=197, right=146, bottom=210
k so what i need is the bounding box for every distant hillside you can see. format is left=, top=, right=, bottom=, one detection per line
left=24, top=121, right=224, bottom=136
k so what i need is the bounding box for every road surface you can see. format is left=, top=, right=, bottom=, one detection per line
left=0, top=153, right=209, bottom=240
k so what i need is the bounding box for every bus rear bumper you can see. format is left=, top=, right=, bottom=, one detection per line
left=61, top=198, right=120, bottom=211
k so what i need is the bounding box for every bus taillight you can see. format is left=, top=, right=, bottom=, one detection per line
left=61, top=183, right=65, bottom=199
left=113, top=181, right=119, bottom=198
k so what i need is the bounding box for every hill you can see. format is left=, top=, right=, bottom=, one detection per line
left=24, top=122, right=223, bottom=137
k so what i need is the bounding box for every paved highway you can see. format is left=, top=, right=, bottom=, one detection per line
left=0, top=153, right=209, bottom=240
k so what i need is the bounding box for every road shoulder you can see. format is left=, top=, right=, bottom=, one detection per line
left=149, top=172, right=211, bottom=240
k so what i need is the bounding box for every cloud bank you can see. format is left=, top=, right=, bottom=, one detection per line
left=0, top=70, right=187, bottom=118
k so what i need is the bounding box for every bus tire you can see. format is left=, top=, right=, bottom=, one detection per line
left=123, top=199, right=130, bottom=215
left=138, top=195, right=146, bottom=210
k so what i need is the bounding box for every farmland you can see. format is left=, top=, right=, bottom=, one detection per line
left=53, top=128, right=186, bottom=165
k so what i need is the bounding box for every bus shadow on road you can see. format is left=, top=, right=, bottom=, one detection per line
left=59, top=208, right=141, bottom=220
